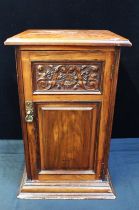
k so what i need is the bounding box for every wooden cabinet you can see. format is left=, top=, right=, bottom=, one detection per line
left=4, top=30, right=131, bottom=199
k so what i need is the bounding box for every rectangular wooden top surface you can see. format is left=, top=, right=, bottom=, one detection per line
left=4, top=29, right=132, bottom=47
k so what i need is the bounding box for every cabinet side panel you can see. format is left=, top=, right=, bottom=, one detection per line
left=102, top=47, right=121, bottom=178
left=15, top=48, right=31, bottom=178
left=20, top=51, right=38, bottom=179
left=95, top=50, right=115, bottom=179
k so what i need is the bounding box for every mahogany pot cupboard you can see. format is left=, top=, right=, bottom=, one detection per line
left=4, top=30, right=131, bottom=199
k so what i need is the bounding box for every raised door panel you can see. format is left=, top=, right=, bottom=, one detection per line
left=35, top=102, right=101, bottom=179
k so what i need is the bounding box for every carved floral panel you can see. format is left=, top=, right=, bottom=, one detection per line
left=32, top=62, right=103, bottom=92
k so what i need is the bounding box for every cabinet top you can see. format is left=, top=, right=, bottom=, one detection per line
left=4, top=29, right=132, bottom=47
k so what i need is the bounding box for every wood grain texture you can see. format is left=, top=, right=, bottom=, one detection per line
left=102, top=47, right=121, bottom=179
left=18, top=47, right=116, bottom=196
left=15, top=49, right=31, bottom=179
left=4, top=29, right=132, bottom=46
left=17, top=168, right=115, bottom=199
left=36, top=102, right=100, bottom=174
left=4, top=30, right=131, bottom=199
left=20, top=48, right=112, bottom=180
left=18, top=45, right=116, bottom=51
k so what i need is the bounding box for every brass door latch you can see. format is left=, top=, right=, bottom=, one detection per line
left=25, top=101, right=34, bottom=122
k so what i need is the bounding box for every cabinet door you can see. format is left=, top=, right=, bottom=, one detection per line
left=34, top=102, right=101, bottom=180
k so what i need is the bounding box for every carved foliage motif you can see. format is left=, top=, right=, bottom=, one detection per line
left=32, top=62, right=103, bottom=92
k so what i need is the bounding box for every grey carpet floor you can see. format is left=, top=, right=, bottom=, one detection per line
left=0, top=138, right=139, bottom=210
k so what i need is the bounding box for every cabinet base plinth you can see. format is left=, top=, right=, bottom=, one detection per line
left=17, top=169, right=115, bottom=199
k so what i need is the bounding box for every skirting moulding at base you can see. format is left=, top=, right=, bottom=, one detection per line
left=4, top=29, right=132, bottom=199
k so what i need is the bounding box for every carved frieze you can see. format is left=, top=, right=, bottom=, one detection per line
left=32, top=62, right=103, bottom=92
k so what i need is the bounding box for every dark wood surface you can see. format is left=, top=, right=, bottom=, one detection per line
left=36, top=102, right=100, bottom=173
left=4, top=30, right=131, bottom=199
left=32, top=62, right=103, bottom=93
